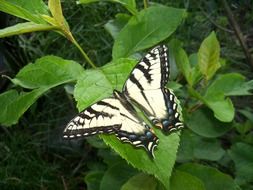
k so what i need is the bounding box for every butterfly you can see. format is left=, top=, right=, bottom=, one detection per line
left=63, top=45, right=183, bottom=157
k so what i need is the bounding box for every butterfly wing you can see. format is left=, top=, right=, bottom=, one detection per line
left=63, top=97, right=158, bottom=157
left=123, top=45, right=183, bottom=132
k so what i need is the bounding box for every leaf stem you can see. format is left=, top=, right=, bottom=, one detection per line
left=72, top=38, right=96, bottom=68
left=59, top=27, right=96, bottom=68
left=143, top=0, right=148, bottom=9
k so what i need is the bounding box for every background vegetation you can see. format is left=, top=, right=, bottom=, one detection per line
left=0, top=0, right=252, bottom=189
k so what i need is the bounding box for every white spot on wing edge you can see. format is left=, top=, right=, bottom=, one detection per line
left=133, top=140, right=141, bottom=145
left=148, top=141, right=153, bottom=151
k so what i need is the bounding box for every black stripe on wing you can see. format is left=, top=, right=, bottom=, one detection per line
left=63, top=99, right=121, bottom=139
left=124, top=45, right=169, bottom=91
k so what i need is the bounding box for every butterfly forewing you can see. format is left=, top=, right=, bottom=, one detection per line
left=123, top=45, right=183, bottom=132
left=63, top=97, right=158, bottom=157
left=63, top=98, right=121, bottom=138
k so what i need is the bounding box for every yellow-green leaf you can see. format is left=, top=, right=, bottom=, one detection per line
left=0, top=22, right=57, bottom=38
left=198, top=31, right=220, bottom=81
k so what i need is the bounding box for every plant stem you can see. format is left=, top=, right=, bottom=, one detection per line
left=65, top=31, right=96, bottom=68
left=72, top=38, right=96, bottom=68
left=143, top=0, right=148, bottom=9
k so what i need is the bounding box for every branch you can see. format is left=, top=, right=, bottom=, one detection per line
left=199, top=6, right=234, bottom=33
left=221, top=0, right=253, bottom=70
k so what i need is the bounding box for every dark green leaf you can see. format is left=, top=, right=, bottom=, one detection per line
left=0, top=90, right=18, bottom=124
left=205, top=73, right=253, bottom=96
left=176, top=130, right=195, bottom=162
left=112, top=5, right=186, bottom=59
left=198, top=31, right=220, bottom=81
left=104, top=13, right=131, bottom=39
left=0, top=88, right=48, bottom=126
left=228, top=143, right=253, bottom=185
left=178, top=163, right=238, bottom=190
left=100, top=162, right=137, bottom=190
left=177, top=130, right=225, bottom=162
left=78, top=0, right=137, bottom=15
left=170, top=170, right=205, bottom=190
left=84, top=171, right=104, bottom=190
left=121, top=173, right=158, bottom=190
left=193, top=137, right=225, bottom=161
left=185, top=108, right=232, bottom=138
left=238, top=108, right=253, bottom=123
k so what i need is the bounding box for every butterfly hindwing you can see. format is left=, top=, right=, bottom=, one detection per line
left=63, top=96, right=158, bottom=157
left=123, top=45, right=183, bottom=132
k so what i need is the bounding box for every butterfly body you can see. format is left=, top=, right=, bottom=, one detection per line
left=63, top=45, right=183, bottom=157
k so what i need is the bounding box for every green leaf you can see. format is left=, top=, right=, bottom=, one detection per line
left=178, top=163, right=238, bottom=190
left=0, top=0, right=48, bottom=23
left=77, top=0, right=138, bottom=15
left=11, top=56, right=84, bottom=89
left=102, top=130, right=180, bottom=189
left=121, top=173, right=158, bottom=190
left=176, top=130, right=195, bottom=162
left=198, top=31, right=221, bottom=81
left=112, top=5, right=186, bottom=59
left=0, top=90, right=18, bottom=123
left=205, top=73, right=253, bottom=96
left=0, top=56, right=84, bottom=126
left=185, top=108, right=232, bottom=138
left=204, top=93, right=235, bottom=122
left=74, top=69, right=114, bottom=110
left=238, top=108, right=253, bottom=123
left=0, top=22, right=57, bottom=38
left=74, top=58, right=136, bottom=110
left=169, top=40, right=202, bottom=86
left=177, top=130, right=225, bottom=162
left=193, top=137, right=225, bottom=161
left=0, top=88, right=48, bottom=126
left=74, top=58, right=181, bottom=189
left=228, top=143, right=253, bottom=185
left=104, top=13, right=131, bottom=40
left=188, top=53, right=202, bottom=86
left=100, top=162, right=137, bottom=190
left=169, top=39, right=190, bottom=83
left=170, top=170, right=205, bottom=190
left=84, top=171, right=105, bottom=190
left=48, top=0, right=65, bottom=25
left=6, top=0, right=49, bottom=15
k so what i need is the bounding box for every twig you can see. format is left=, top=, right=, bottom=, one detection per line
left=199, top=6, right=234, bottom=33
left=221, top=0, right=253, bottom=70
left=61, top=176, right=68, bottom=190
left=143, top=0, right=149, bottom=9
